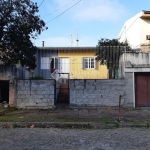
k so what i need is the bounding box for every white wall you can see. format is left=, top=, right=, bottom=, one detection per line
left=118, top=11, right=150, bottom=50
left=119, top=53, right=150, bottom=78
left=140, top=18, right=150, bottom=45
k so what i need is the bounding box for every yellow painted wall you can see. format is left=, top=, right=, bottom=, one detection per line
left=58, top=50, right=107, bottom=79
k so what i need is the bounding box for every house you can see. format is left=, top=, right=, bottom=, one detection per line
left=118, top=10, right=150, bottom=52
left=32, top=47, right=108, bottom=79
left=2, top=47, right=149, bottom=108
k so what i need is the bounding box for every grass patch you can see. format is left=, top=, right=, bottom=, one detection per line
left=0, top=114, right=20, bottom=122
left=98, top=117, right=115, bottom=124
left=5, top=107, right=18, bottom=113
left=53, top=116, right=115, bottom=124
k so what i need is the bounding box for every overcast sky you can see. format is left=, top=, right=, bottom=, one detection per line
left=32, top=0, right=150, bottom=47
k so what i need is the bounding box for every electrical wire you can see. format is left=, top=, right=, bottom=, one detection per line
left=39, top=0, right=45, bottom=8
left=42, top=0, right=77, bottom=18
left=118, top=16, right=139, bottom=40
left=46, top=0, right=81, bottom=24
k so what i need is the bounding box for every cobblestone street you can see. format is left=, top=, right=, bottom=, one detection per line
left=0, top=128, right=150, bottom=150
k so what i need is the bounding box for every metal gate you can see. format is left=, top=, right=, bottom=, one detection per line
left=54, top=73, right=70, bottom=105
left=135, top=73, right=150, bottom=107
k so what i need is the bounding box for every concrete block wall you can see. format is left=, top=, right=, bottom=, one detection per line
left=16, top=80, right=55, bottom=108
left=69, top=79, right=128, bottom=107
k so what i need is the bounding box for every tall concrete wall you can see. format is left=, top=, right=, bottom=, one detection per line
left=16, top=80, right=54, bottom=109
left=69, top=79, right=131, bottom=107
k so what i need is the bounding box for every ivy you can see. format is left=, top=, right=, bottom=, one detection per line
left=96, top=38, right=131, bottom=78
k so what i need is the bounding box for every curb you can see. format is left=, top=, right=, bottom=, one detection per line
left=0, top=122, right=149, bottom=129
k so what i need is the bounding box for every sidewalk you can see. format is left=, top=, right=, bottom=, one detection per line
left=0, top=106, right=150, bottom=128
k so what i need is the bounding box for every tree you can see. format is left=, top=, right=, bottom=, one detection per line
left=96, top=38, right=130, bottom=78
left=0, top=0, right=47, bottom=69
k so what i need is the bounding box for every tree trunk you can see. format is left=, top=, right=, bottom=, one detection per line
left=109, top=69, right=112, bottom=79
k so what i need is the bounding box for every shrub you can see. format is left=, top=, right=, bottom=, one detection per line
left=29, top=75, right=44, bottom=80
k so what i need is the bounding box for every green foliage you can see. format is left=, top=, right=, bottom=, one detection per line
left=96, top=38, right=131, bottom=78
left=29, top=75, right=44, bottom=80
left=0, top=0, right=47, bottom=69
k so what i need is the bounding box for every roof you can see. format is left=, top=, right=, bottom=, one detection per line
left=37, top=47, right=96, bottom=51
left=140, top=10, right=150, bottom=18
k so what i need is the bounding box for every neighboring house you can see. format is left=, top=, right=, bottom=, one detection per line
left=58, top=47, right=107, bottom=79
left=118, top=10, right=150, bottom=52
left=32, top=47, right=107, bottom=79
left=119, top=52, right=150, bottom=107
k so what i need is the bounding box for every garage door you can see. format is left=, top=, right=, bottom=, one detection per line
left=135, top=74, right=150, bottom=107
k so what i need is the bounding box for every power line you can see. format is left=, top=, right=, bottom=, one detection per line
left=118, top=16, right=139, bottom=40
left=39, top=0, right=45, bottom=8
left=46, top=0, right=81, bottom=24
left=42, top=0, right=77, bottom=18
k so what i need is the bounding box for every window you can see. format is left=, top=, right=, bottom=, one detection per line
left=82, top=57, right=96, bottom=69
left=41, top=57, right=50, bottom=69
left=41, top=57, right=58, bottom=72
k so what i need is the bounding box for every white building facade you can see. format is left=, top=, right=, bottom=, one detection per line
left=118, top=10, right=150, bottom=52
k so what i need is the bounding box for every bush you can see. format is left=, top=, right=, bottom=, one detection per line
left=29, top=75, right=44, bottom=80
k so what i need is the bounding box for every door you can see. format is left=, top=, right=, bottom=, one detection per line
left=135, top=74, right=150, bottom=106
left=59, top=58, right=69, bottom=78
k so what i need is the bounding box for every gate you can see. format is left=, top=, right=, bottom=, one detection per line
left=54, top=73, right=70, bottom=105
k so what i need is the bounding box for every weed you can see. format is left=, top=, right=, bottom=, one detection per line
left=146, top=123, right=150, bottom=128
left=114, top=122, right=120, bottom=128
left=29, top=75, right=44, bottom=79
left=6, top=107, right=18, bottom=113
left=12, top=123, right=18, bottom=128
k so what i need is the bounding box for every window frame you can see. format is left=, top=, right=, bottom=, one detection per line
left=41, top=57, right=57, bottom=70
left=82, top=57, right=96, bottom=69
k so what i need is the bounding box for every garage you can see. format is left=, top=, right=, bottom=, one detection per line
left=135, top=73, right=150, bottom=107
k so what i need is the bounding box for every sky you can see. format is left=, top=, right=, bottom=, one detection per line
left=32, top=0, right=150, bottom=47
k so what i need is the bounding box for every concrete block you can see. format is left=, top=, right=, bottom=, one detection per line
left=76, top=99, right=84, bottom=103
left=24, top=81, right=30, bottom=87
left=75, top=89, right=84, bottom=94
left=49, top=95, right=54, bottom=99
left=31, top=80, right=39, bottom=85
left=17, top=91, right=24, bottom=94
left=31, top=91, right=37, bottom=95
left=69, top=80, right=75, bottom=89
left=48, top=90, right=54, bottom=94
left=31, top=87, right=38, bottom=91
left=17, top=80, right=25, bottom=86
left=85, top=80, right=96, bottom=90
left=41, top=99, right=48, bottom=103
left=74, top=80, right=85, bottom=90
left=74, top=94, right=84, bottom=99
left=46, top=80, right=54, bottom=85
left=44, top=94, right=50, bottom=99
left=43, top=87, right=50, bottom=91
left=25, top=95, right=31, bottom=99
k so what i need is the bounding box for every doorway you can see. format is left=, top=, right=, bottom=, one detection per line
left=58, top=58, right=69, bottom=78
left=0, top=80, right=9, bottom=103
